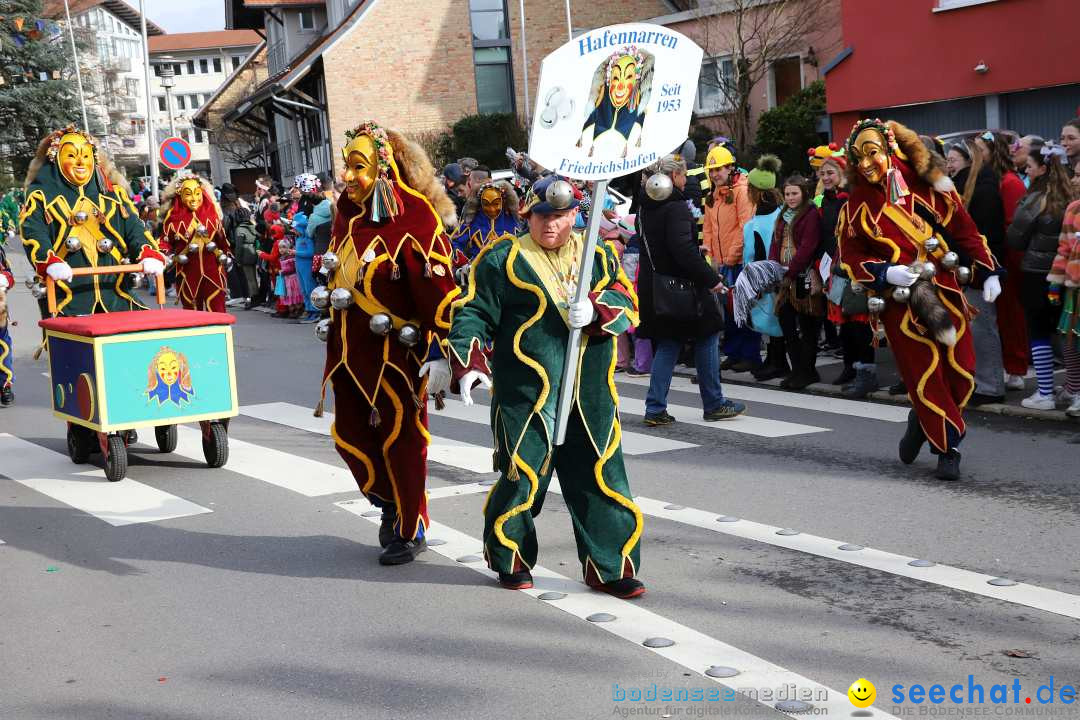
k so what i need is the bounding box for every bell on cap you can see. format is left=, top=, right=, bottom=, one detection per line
left=310, top=286, right=330, bottom=309
left=956, top=266, right=972, bottom=285
left=73, top=211, right=88, bottom=224
left=397, top=323, right=420, bottom=347
left=205, top=241, right=217, bottom=253
left=321, top=252, right=340, bottom=272
left=941, top=251, right=959, bottom=269
left=329, top=287, right=353, bottom=310
left=97, top=237, right=113, bottom=253
left=177, top=253, right=189, bottom=265
left=545, top=179, right=575, bottom=211
left=867, top=296, right=886, bottom=314
left=314, top=318, right=331, bottom=342
left=65, top=236, right=81, bottom=252
left=924, top=237, right=940, bottom=254
left=368, top=312, right=392, bottom=336
left=645, top=173, right=673, bottom=202
left=892, top=285, right=911, bottom=303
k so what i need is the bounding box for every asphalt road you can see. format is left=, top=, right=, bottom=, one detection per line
left=1, top=270, right=1079, bottom=720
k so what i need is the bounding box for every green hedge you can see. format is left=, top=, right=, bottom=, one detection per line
left=753, top=80, right=827, bottom=178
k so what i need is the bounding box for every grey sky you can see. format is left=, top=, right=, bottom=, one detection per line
left=148, top=0, right=226, bottom=34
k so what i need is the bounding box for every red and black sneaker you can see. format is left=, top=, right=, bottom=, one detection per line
left=498, top=570, right=534, bottom=590
left=590, top=577, right=646, bottom=599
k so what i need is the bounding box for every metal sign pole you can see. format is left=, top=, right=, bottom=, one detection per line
left=138, top=0, right=159, bottom=202
left=553, top=179, right=608, bottom=446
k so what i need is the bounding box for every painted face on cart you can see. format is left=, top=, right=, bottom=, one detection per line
left=156, top=351, right=180, bottom=386
left=853, top=128, right=890, bottom=185
left=608, top=55, right=638, bottom=109
left=480, top=186, right=503, bottom=220
left=179, top=179, right=204, bottom=212
left=57, top=133, right=95, bottom=187
left=342, top=134, right=380, bottom=206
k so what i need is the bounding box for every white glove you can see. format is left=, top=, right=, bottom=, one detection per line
left=459, top=369, right=492, bottom=407
left=0, top=274, right=9, bottom=291
left=141, top=257, right=165, bottom=276
left=418, top=359, right=451, bottom=395
left=568, top=298, right=596, bottom=329
left=46, top=261, right=74, bottom=283
left=982, top=275, right=1002, bottom=303
left=885, top=264, right=919, bottom=287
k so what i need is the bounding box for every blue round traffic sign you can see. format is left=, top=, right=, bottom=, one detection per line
left=159, top=137, right=192, bottom=170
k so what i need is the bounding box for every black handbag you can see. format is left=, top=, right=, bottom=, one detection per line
left=640, top=221, right=712, bottom=324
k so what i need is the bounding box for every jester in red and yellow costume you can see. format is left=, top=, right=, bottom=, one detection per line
left=838, top=120, right=1002, bottom=481
left=317, top=121, right=460, bottom=565
left=158, top=174, right=231, bottom=313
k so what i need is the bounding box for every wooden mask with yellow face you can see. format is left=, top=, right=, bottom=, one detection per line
left=56, top=132, right=96, bottom=187
left=480, top=185, right=503, bottom=220
left=851, top=127, right=891, bottom=186
left=179, top=178, right=204, bottom=212
left=341, top=134, right=381, bottom=206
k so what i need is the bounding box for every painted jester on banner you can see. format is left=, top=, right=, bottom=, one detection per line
left=20, top=126, right=166, bottom=316
left=316, top=121, right=460, bottom=566
left=449, top=179, right=520, bottom=274
left=158, top=173, right=231, bottom=313
left=577, top=47, right=653, bottom=159
left=448, top=175, right=646, bottom=599
left=837, top=119, right=1002, bottom=481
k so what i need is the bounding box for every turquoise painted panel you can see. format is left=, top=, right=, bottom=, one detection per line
left=100, top=328, right=234, bottom=425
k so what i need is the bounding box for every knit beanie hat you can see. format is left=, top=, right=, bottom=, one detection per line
left=747, top=154, right=781, bottom=190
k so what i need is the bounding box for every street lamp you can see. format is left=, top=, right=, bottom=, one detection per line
left=157, top=55, right=178, bottom=139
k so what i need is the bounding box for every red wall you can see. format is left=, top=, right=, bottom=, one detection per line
left=826, top=0, right=1078, bottom=136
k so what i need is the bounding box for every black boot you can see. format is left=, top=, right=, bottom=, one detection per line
left=498, top=569, right=534, bottom=589
left=935, top=450, right=961, bottom=481
left=898, top=410, right=925, bottom=465
left=379, top=536, right=427, bottom=565
left=0, top=384, right=13, bottom=407
left=752, top=339, right=788, bottom=381
left=842, top=363, right=880, bottom=399
left=888, top=380, right=908, bottom=396
left=378, top=505, right=398, bottom=549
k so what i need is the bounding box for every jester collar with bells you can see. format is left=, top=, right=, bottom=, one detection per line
left=63, top=198, right=119, bottom=265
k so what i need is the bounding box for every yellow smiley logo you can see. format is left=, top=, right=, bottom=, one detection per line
left=848, top=678, right=876, bottom=708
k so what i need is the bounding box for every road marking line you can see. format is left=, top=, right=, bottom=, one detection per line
left=426, top=481, right=492, bottom=500
left=619, top=375, right=909, bottom=423
left=242, top=402, right=697, bottom=457
left=0, top=434, right=212, bottom=527
left=617, top=395, right=828, bottom=437
left=335, top=496, right=889, bottom=718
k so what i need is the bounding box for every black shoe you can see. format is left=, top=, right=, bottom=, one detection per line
left=831, top=367, right=857, bottom=386
left=935, top=450, right=961, bottom=481
left=378, top=506, right=398, bottom=548
left=752, top=364, right=788, bottom=381
left=719, top=357, right=738, bottom=371
left=378, top=536, right=427, bottom=565
left=898, top=410, right=925, bottom=465
left=498, top=570, right=534, bottom=590
left=780, top=370, right=819, bottom=391
left=730, top=359, right=759, bottom=373
left=888, top=380, right=907, bottom=396
left=589, top=577, right=646, bottom=599
left=703, top=400, right=746, bottom=421
left=0, top=385, right=13, bottom=406
left=625, top=368, right=649, bottom=378
left=643, top=411, right=676, bottom=427
left=967, top=393, right=1005, bottom=407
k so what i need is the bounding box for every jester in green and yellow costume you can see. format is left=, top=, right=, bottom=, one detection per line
left=448, top=175, right=646, bottom=598
left=19, top=127, right=166, bottom=317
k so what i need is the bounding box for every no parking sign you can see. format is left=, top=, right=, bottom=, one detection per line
left=159, top=137, right=191, bottom=170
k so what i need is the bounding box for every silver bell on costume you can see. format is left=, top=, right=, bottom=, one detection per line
left=187, top=241, right=199, bottom=254
left=892, top=285, right=911, bottom=303
left=96, top=237, right=114, bottom=253
left=397, top=323, right=420, bottom=347
left=205, top=241, right=217, bottom=252
left=217, top=253, right=229, bottom=265
left=917, top=262, right=936, bottom=281
left=941, top=251, right=959, bottom=269
left=956, top=266, right=972, bottom=285
left=851, top=282, right=865, bottom=295
left=329, top=287, right=353, bottom=310
left=177, top=253, right=189, bottom=265
left=321, top=252, right=340, bottom=272
left=645, top=173, right=674, bottom=202
left=310, top=286, right=330, bottom=309
left=64, top=236, right=81, bottom=252
left=867, top=296, right=886, bottom=314
left=545, top=179, right=575, bottom=210
left=73, top=211, right=88, bottom=225
left=923, top=237, right=940, bottom=254
left=314, top=318, right=331, bottom=342
left=368, top=313, right=392, bottom=336
left=196, top=224, right=207, bottom=236
left=131, top=273, right=145, bottom=289
left=30, top=282, right=47, bottom=299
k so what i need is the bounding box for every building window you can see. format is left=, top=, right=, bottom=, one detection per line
left=298, top=9, right=315, bottom=30
left=180, top=129, right=190, bottom=142
left=199, top=58, right=209, bottom=73
left=156, top=96, right=166, bottom=112
left=194, top=128, right=204, bottom=144
left=469, top=0, right=513, bottom=114
left=187, top=59, right=195, bottom=74
left=176, top=95, right=186, bottom=110
left=231, top=55, right=242, bottom=70
left=213, top=57, right=222, bottom=73
left=189, top=94, right=200, bottom=108
left=695, top=56, right=734, bottom=114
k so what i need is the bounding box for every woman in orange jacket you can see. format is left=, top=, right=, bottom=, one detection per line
left=702, top=144, right=757, bottom=371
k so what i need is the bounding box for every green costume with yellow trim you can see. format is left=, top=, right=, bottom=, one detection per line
left=448, top=231, right=643, bottom=584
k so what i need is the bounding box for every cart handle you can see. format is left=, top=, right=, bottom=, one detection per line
left=46, top=263, right=167, bottom=316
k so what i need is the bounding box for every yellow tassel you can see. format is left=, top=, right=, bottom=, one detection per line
left=507, top=460, right=519, bottom=481
left=32, top=338, right=47, bottom=360
left=492, top=449, right=499, bottom=472
left=539, top=452, right=551, bottom=476
left=313, top=397, right=325, bottom=418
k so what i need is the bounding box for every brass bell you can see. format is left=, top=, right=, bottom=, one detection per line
left=64, top=236, right=81, bottom=252
left=30, top=282, right=46, bottom=299
left=205, top=241, right=217, bottom=252
left=867, top=296, right=886, bottom=314
left=73, top=211, right=88, bottom=224
left=941, top=251, right=959, bottom=269
left=196, top=224, right=207, bottom=236
left=97, top=237, right=114, bottom=253
left=177, top=253, right=189, bottom=265
left=368, top=312, right=392, bottom=336
left=310, top=286, right=330, bottom=309
left=545, top=179, right=575, bottom=210
left=918, top=262, right=936, bottom=281
left=956, top=266, right=972, bottom=285
left=645, top=173, right=673, bottom=202
left=924, top=237, right=940, bottom=254
left=321, top=252, right=340, bottom=272
left=397, top=323, right=420, bottom=347
left=892, top=286, right=911, bottom=303
left=329, top=287, right=353, bottom=310
left=314, top=318, right=331, bottom=342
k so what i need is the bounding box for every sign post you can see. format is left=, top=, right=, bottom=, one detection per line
left=158, top=136, right=192, bottom=171
left=526, top=23, right=702, bottom=445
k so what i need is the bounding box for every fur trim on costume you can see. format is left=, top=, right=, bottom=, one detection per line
left=460, top=179, right=519, bottom=226
left=23, top=133, right=55, bottom=189
left=889, top=121, right=949, bottom=193
left=909, top=279, right=956, bottom=346
left=386, top=129, right=457, bottom=228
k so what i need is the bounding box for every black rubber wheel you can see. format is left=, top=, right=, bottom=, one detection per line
left=155, top=424, right=178, bottom=453
left=104, top=435, right=127, bottom=482
left=202, top=422, right=228, bottom=468
left=66, top=426, right=93, bottom=464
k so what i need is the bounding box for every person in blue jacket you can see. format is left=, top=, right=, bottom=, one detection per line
left=291, top=173, right=322, bottom=323
left=740, top=155, right=786, bottom=380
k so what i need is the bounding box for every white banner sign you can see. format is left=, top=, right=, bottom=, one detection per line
left=527, top=23, right=704, bottom=181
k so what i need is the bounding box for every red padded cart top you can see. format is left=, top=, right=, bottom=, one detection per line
left=40, top=309, right=236, bottom=337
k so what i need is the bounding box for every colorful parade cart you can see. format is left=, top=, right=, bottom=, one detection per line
left=40, top=265, right=238, bottom=481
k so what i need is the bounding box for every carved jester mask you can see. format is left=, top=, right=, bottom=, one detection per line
left=342, top=133, right=380, bottom=206
left=53, top=131, right=96, bottom=188
left=480, top=185, right=503, bottom=220
left=852, top=127, right=891, bottom=186
left=179, top=178, right=204, bottom=212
